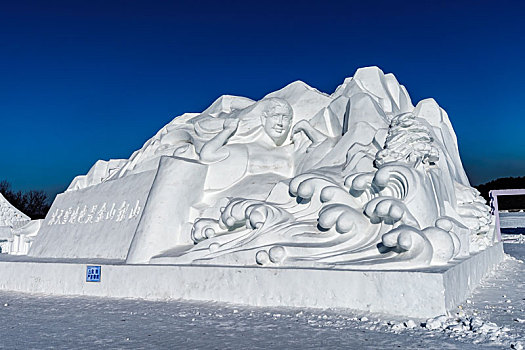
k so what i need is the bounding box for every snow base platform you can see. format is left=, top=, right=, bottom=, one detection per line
left=0, top=243, right=505, bottom=318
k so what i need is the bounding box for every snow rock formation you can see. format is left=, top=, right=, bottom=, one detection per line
left=46, top=66, right=496, bottom=269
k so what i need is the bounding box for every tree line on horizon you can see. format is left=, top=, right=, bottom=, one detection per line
left=0, top=180, right=51, bottom=220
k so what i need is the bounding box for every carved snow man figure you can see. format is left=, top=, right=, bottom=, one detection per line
left=188, top=98, right=331, bottom=244
left=196, top=98, right=300, bottom=197
left=200, top=98, right=294, bottom=161
left=188, top=98, right=296, bottom=243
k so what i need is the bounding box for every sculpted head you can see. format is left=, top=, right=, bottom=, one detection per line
left=261, top=98, right=293, bottom=146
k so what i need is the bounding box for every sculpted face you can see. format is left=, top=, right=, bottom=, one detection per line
left=263, top=105, right=293, bottom=146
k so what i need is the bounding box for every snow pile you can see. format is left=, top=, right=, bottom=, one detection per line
left=504, top=234, right=525, bottom=244
left=423, top=313, right=514, bottom=345
left=350, top=311, right=524, bottom=349
left=500, top=212, right=525, bottom=229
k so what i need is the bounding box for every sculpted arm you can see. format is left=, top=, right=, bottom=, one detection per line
left=292, top=120, right=328, bottom=146
left=199, top=118, right=239, bottom=162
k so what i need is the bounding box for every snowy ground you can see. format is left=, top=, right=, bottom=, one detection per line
left=500, top=212, right=525, bottom=235
left=0, top=238, right=523, bottom=349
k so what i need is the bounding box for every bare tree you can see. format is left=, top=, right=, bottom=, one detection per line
left=0, top=180, right=51, bottom=219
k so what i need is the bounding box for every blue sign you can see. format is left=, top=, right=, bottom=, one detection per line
left=86, top=266, right=101, bottom=282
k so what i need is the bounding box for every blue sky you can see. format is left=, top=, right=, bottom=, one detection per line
left=0, top=0, right=524, bottom=199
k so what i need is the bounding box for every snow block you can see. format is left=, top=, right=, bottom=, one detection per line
left=28, top=156, right=207, bottom=261
left=28, top=170, right=157, bottom=260
left=0, top=242, right=504, bottom=318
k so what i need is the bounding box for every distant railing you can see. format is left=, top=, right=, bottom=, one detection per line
left=489, top=189, right=525, bottom=240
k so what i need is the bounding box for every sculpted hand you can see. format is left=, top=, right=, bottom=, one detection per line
left=291, top=120, right=310, bottom=138
left=199, top=118, right=238, bottom=162
left=223, top=118, right=239, bottom=133
left=290, top=120, right=326, bottom=146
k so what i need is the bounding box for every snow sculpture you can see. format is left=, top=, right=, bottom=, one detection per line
left=31, top=67, right=496, bottom=269
left=0, top=192, right=32, bottom=254
left=0, top=193, right=30, bottom=228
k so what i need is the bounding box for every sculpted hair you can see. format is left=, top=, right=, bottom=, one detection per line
left=262, top=98, right=294, bottom=119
